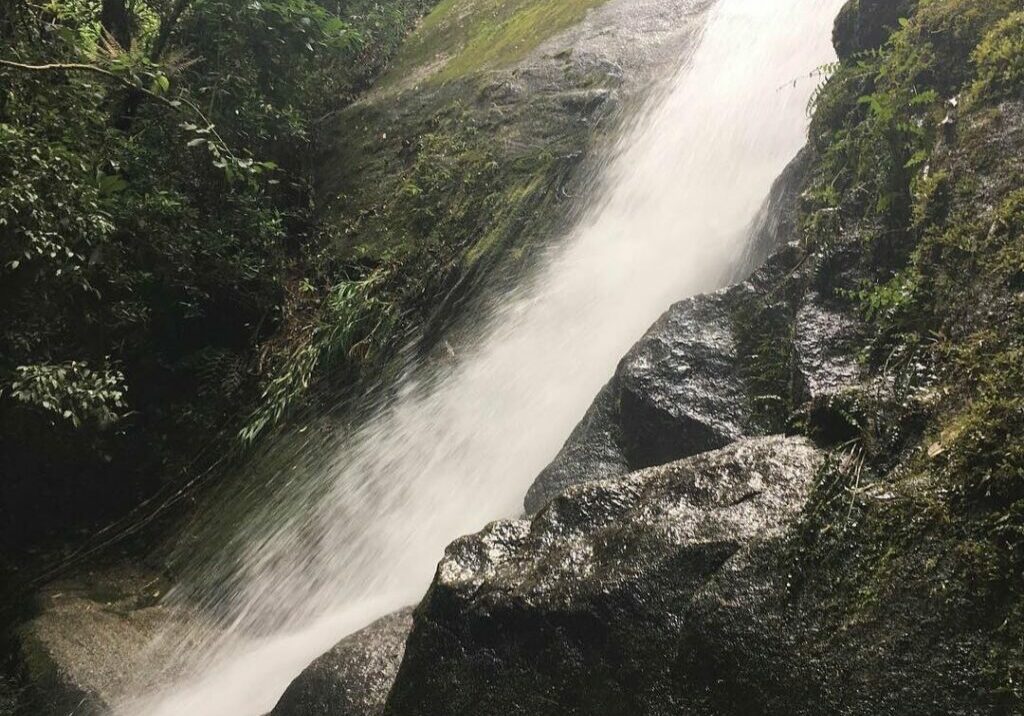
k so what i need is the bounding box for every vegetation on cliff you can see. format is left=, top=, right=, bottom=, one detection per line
left=778, top=0, right=1024, bottom=707
left=0, top=0, right=431, bottom=545
left=0, top=0, right=619, bottom=550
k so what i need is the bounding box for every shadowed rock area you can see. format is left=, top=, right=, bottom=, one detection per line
left=15, top=567, right=203, bottom=716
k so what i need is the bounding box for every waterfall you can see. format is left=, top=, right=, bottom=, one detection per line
left=121, top=0, right=843, bottom=712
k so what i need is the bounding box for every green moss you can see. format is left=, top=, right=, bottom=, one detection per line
left=972, top=11, right=1024, bottom=102
left=380, top=0, right=608, bottom=87
left=782, top=1, right=1024, bottom=707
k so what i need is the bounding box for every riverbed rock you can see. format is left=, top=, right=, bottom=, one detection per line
left=384, top=436, right=824, bottom=716
left=271, top=608, right=414, bottom=716
left=16, top=566, right=194, bottom=716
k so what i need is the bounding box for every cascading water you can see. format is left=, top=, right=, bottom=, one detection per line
left=121, top=0, right=843, bottom=712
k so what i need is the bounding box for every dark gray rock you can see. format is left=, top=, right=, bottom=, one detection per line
left=525, top=289, right=752, bottom=514
left=385, top=436, right=824, bottom=716
left=617, top=290, right=752, bottom=469
left=526, top=153, right=813, bottom=516
left=271, top=608, right=414, bottom=716
left=833, top=0, right=916, bottom=60
left=523, top=378, right=631, bottom=515
left=793, top=291, right=863, bottom=402
left=735, top=148, right=811, bottom=279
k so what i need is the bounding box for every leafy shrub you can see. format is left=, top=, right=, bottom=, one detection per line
left=6, top=361, right=127, bottom=428
left=0, top=0, right=427, bottom=543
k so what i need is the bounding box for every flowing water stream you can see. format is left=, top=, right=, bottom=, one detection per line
left=122, top=0, right=843, bottom=712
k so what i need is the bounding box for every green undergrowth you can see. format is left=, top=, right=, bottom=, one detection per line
left=379, top=0, right=608, bottom=88
left=0, top=0, right=431, bottom=547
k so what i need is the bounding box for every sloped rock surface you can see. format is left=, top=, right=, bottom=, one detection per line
left=793, top=292, right=862, bottom=403
left=832, top=0, right=916, bottom=60
left=526, top=290, right=751, bottom=514
left=385, top=437, right=824, bottom=716
left=16, top=566, right=198, bottom=716
left=272, top=608, right=414, bottom=716
left=617, top=291, right=752, bottom=469
left=523, top=379, right=631, bottom=515
left=526, top=154, right=816, bottom=515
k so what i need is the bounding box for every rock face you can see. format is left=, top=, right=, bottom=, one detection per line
left=271, top=608, right=414, bottom=716
left=16, top=566, right=197, bottom=716
left=525, top=290, right=752, bottom=513
left=384, top=437, right=824, bottom=716
left=525, top=153, right=815, bottom=515
left=317, top=0, right=718, bottom=337
left=832, top=0, right=916, bottom=59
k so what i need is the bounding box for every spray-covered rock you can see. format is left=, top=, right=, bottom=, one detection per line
left=271, top=609, right=414, bottom=716
left=385, top=437, right=824, bottom=716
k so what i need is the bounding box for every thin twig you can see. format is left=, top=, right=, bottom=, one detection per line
left=0, top=58, right=233, bottom=158
left=1, top=59, right=165, bottom=102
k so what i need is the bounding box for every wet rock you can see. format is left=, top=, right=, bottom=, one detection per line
left=385, top=437, right=824, bottom=716
left=793, top=291, right=863, bottom=401
left=833, top=0, right=916, bottom=60
left=271, top=608, right=414, bottom=716
left=736, top=148, right=811, bottom=278
left=680, top=499, right=1010, bottom=716
left=526, top=153, right=811, bottom=515
left=791, top=294, right=866, bottom=443
left=526, top=289, right=751, bottom=514
left=524, top=379, right=631, bottom=515
left=617, top=291, right=752, bottom=468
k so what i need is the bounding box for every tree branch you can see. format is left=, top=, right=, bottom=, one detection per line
left=0, top=59, right=171, bottom=107
left=0, top=58, right=235, bottom=160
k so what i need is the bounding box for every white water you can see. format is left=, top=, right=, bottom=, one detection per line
left=121, top=0, right=842, bottom=713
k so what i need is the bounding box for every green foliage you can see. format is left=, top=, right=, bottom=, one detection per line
left=0, top=0, right=427, bottom=541
left=912, top=0, right=1022, bottom=92
left=380, top=0, right=607, bottom=87
left=6, top=361, right=127, bottom=428
left=240, top=269, right=396, bottom=443
left=790, top=1, right=1024, bottom=705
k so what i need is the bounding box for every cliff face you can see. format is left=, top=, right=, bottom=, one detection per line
left=310, top=0, right=714, bottom=343
left=13, top=0, right=1024, bottom=713
left=328, top=1, right=1023, bottom=713
left=8, top=0, right=718, bottom=712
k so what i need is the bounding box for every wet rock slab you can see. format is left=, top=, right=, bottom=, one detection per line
left=525, top=289, right=752, bottom=514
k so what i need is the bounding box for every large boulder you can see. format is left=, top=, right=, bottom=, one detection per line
left=16, top=566, right=199, bottom=716
left=525, top=153, right=814, bottom=515
left=384, top=436, right=824, bottom=716
left=524, top=276, right=796, bottom=516
left=525, top=289, right=753, bottom=514
left=271, top=608, right=414, bottom=716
